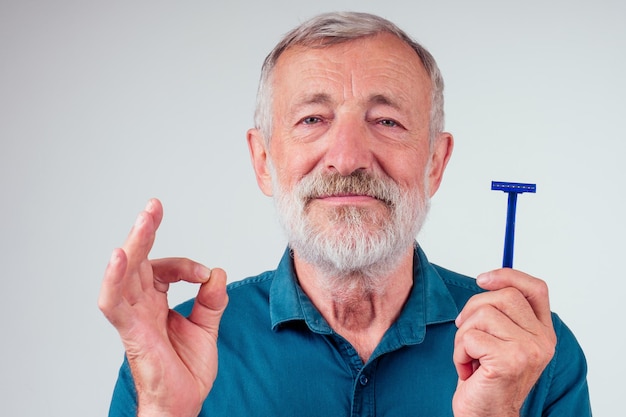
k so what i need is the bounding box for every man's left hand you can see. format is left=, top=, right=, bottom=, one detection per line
left=452, top=269, right=557, bottom=417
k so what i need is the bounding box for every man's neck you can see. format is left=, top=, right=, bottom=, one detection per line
left=293, top=245, right=415, bottom=362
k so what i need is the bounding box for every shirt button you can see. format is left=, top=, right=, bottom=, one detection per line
left=359, top=375, right=369, bottom=386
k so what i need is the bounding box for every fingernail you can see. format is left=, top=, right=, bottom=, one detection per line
left=195, top=265, right=212, bottom=281
left=109, top=250, right=120, bottom=264
left=134, top=212, right=146, bottom=227
left=476, top=273, right=490, bottom=286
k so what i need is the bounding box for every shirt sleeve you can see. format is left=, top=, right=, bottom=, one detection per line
left=522, top=313, right=592, bottom=416
left=107, top=357, right=138, bottom=417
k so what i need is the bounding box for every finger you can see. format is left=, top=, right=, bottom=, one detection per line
left=476, top=269, right=552, bottom=326
left=456, top=300, right=529, bottom=343
left=456, top=288, right=538, bottom=333
left=119, top=199, right=164, bottom=293
left=121, top=199, right=164, bottom=270
left=453, top=327, right=499, bottom=380
left=454, top=322, right=480, bottom=381
left=151, top=258, right=212, bottom=293
left=98, top=248, right=132, bottom=328
left=454, top=321, right=553, bottom=386
left=100, top=199, right=164, bottom=309
left=454, top=323, right=523, bottom=380
left=188, top=268, right=229, bottom=336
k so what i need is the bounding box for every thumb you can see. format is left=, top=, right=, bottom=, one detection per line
left=188, top=268, right=228, bottom=335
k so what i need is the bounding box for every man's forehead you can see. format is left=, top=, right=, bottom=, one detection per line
left=271, top=35, right=432, bottom=106
left=273, top=34, right=428, bottom=79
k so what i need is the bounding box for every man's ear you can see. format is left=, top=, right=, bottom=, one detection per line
left=427, top=132, right=454, bottom=197
left=247, top=128, right=274, bottom=196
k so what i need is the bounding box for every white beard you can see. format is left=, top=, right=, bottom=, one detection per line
left=271, top=165, right=431, bottom=295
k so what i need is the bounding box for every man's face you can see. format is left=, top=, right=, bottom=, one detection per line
left=248, top=33, right=453, bottom=280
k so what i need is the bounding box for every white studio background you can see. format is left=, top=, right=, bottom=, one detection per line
left=1, top=0, right=623, bottom=415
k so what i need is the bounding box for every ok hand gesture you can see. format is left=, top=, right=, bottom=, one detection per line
left=98, top=199, right=228, bottom=417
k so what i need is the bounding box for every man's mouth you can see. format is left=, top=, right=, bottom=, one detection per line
left=315, top=193, right=379, bottom=203
left=307, top=191, right=395, bottom=209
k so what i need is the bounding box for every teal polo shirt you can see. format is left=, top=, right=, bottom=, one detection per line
left=108, top=246, right=591, bottom=416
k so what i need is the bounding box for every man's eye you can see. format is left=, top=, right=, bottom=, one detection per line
left=378, top=119, right=398, bottom=128
left=301, top=116, right=322, bottom=125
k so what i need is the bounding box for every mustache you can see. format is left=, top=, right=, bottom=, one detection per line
left=296, top=171, right=400, bottom=207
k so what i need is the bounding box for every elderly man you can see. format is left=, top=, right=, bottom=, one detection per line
left=99, top=12, right=591, bottom=417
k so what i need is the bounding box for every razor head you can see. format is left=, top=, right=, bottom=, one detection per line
left=491, top=181, right=536, bottom=193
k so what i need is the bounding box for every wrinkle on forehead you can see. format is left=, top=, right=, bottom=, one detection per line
left=272, top=33, right=433, bottom=124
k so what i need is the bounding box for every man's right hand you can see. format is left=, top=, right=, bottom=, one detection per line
left=98, top=199, right=228, bottom=417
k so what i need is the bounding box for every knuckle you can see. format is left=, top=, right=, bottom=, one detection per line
left=534, top=278, right=549, bottom=298
left=498, top=287, right=528, bottom=310
left=97, top=297, right=109, bottom=313
left=472, top=304, right=496, bottom=323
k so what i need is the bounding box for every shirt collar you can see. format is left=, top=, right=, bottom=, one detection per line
left=391, top=245, right=460, bottom=345
left=269, top=245, right=460, bottom=343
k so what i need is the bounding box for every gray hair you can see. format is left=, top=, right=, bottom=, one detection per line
left=253, top=12, right=445, bottom=147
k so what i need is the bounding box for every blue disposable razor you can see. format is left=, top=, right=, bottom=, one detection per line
left=491, top=181, right=536, bottom=268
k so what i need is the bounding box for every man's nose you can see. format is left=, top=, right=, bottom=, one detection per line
left=323, top=116, right=373, bottom=176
